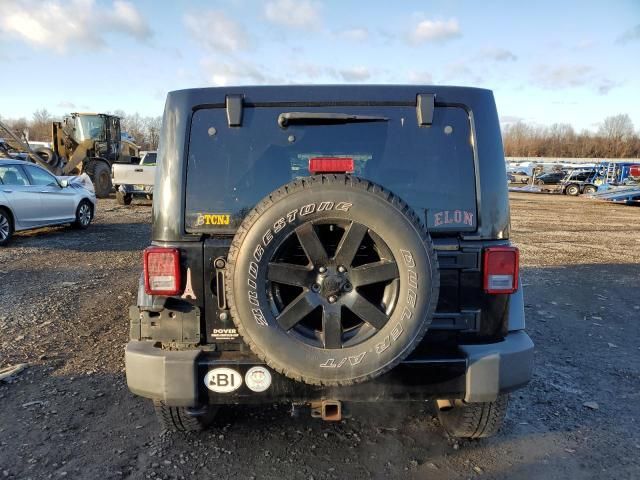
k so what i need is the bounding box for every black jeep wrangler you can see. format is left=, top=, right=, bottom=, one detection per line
left=126, top=85, right=533, bottom=439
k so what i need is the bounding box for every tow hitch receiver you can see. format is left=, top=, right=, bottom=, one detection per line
left=310, top=400, right=342, bottom=421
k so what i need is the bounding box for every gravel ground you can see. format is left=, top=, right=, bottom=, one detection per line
left=0, top=193, right=639, bottom=479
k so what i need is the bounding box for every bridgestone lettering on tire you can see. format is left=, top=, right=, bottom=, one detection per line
left=225, top=175, right=439, bottom=386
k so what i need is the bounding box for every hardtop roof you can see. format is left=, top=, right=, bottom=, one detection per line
left=166, top=84, right=494, bottom=106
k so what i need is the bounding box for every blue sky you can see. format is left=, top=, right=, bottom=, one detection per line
left=1, top=0, right=639, bottom=131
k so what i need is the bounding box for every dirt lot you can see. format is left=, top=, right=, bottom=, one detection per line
left=1, top=193, right=639, bottom=480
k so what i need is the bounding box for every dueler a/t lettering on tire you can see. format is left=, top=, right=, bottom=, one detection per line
left=225, top=175, right=439, bottom=386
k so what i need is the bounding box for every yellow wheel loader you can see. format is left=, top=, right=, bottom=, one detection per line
left=47, top=113, right=140, bottom=197
left=0, top=113, right=140, bottom=198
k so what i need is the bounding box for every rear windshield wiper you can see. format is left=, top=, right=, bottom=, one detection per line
left=278, top=112, right=389, bottom=128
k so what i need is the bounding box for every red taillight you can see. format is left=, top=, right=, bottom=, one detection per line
left=309, top=157, right=354, bottom=174
left=144, top=247, right=181, bottom=295
left=483, top=247, right=519, bottom=294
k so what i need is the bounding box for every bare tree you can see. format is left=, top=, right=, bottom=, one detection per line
left=598, top=114, right=634, bottom=141
left=30, top=109, right=54, bottom=141
left=144, top=116, right=162, bottom=150
left=503, top=115, right=639, bottom=158
left=597, top=114, right=635, bottom=157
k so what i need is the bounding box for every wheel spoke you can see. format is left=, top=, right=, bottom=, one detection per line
left=267, top=263, right=311, bottom=287
left=350, top=260, right=399, bottom=287
left=346, top=293, right=390, bottom=330
left=322, top=304, right=342, bottom=349
left=276, top=292, right=318, bottom=330
left=334, top=222, right=368, bottom=267
left=295, top=222, right=329, bottom=266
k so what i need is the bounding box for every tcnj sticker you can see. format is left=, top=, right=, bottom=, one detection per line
left=245, top=366, right=272, bottom=392
left=204, top=368, right=242, bottom=393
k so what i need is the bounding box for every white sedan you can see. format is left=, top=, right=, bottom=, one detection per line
left=0, top=159, right=96, bottom=246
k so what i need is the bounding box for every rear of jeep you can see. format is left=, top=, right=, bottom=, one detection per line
left=125, top=85, right=533, bottom=438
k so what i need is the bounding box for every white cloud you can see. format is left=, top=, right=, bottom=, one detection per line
left=108, top=1, right=150, bottom=40
left=407, top=71, right=433, bottom=84
left=184, top=10, right=248, bottom=53
left=337, top=27, right=369, bottom=42
left=596, top=78, right=619, bottom=95
left=533, top=65, right=594, bottom=89
left=532, top=64, right=619, bottom=95
left=0, top=0, right=151, bottom=54
left=409, top=18, right=461, bottom=44
left=200, top=58, right=273, bottom=86
left=572, top=39, right=594, bottom=51
left=616, top=24, right=640, bottom=44
left=338, top=67, right=371, bottom=82
left=443, top=61, right=483, bottom=85
left=57, top=100, right=76, bottom=109
left=479, top=48, right=517, bottom=62
left=500, top=115, right=524, bottom=126
left=264, top=0, right=321, bottom=28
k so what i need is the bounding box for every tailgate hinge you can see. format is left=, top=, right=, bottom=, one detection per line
left=226, top=95, right=244, bottom=127
left=416, top=93, right=435, bottom=126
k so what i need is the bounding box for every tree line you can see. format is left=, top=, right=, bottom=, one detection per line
left=0, top=109, right=162, bottom=151
left=503, top=114, right=640, bottom=158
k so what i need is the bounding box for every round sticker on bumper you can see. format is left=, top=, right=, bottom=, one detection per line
left=245, top=366, right=272, bottom=392
left=204, top=368, right=242, bottom=393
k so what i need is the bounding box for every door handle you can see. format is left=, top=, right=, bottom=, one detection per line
left=2, top=190, right=12, bottom=193
left=134, top=168, right=144, bottom=172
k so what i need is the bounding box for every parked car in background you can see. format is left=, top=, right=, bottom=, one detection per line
left=561, top=169, right=598, bottom=196
left=0, top=159, right=96, bottom=246
left=112, top=151, right=156, bottom=205
left=510, top=171, right=531, bottom=184
left=534, top=171, right=566, bottom=185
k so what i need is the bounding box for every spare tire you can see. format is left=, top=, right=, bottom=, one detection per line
left=33, top=147, right=58, bottom=167
left=225, top=175, right=439, bottom=386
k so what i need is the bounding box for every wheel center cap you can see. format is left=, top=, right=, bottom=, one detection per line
left=321, top=274, right=344, bottom=297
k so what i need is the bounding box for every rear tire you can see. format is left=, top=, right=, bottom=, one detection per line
left=0, top=208, right=14, bottom=247
left=436, top=394, right=509, bottom=439
left=116, top=191, right=133, bottom=205
left=72, top=200, right=93, bottom=229
left=153, top=400, right=218, bottom=432
left=583, top=185, right=597, bottom=194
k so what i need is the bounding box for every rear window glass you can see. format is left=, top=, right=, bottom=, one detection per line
left=142, top=153, right=157, bottom=165
left=185, top=105, right=476, bottom=234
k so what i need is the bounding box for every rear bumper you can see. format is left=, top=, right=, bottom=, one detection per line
left=118, top=184, right=153, bottom=195
left=125, top=331, right=533, bottom=406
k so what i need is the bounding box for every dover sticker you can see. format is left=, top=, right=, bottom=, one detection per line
left=204, top=368, right=242, bottom=393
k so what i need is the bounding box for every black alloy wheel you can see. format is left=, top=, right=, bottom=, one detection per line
left=267, top=219, right=400, bottom=349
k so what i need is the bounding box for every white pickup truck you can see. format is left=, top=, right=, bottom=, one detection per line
left=111, top=151, right=156, bottom=205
